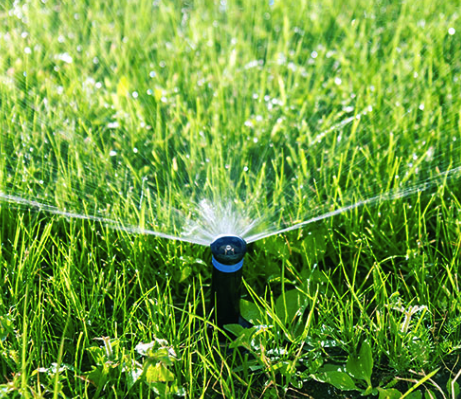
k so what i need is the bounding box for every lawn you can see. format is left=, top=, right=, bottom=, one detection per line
left=1, top=0, right=461, bottom=398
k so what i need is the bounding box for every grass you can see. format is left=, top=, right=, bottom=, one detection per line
left=1, top=0, right=461, bottom=397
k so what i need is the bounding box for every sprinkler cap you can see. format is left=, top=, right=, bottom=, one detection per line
left=210, top=236, right=247, bottom=266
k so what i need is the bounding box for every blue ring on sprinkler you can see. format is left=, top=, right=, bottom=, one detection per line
left=212, top=257, right=244, bottom=273
left=210, top=235, right=247, bottom=272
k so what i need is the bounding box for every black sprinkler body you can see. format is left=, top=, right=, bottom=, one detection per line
left=210, top=236, right=247, bottom=329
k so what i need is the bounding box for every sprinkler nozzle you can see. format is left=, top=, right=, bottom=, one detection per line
left=211, top=235, right=247, bottom=268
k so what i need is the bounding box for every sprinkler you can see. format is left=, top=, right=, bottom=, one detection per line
left=210, top=235, right=248, bottom=329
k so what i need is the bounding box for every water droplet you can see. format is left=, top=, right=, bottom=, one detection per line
left=149, top=71, right=156, bottom=78
left=133, top=147, right=138, bottom=153
left=448, top=27, right=456, bottom=36
left=244, top=60, right=259, bottom=69
left=419, top=103, right=425, bottom=111
left=311, top=50, right=318, bottom=59
left=109, top=150, right=117, bottom=157
left=243, top=166, right=249, bottom=172
left=24, top=46, right=31, bottom=54
left=288, top=62, right=296, bottom=71
left=219, top=0, right=228, bottom=12
left=132, top=91, right=139, bottom=98
left=57, top=52, right=73, bottom=64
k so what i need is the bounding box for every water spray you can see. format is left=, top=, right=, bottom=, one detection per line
left=210, top=235, right=247, bottom=329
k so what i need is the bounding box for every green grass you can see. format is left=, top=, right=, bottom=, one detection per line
left=1, top=0, right=461, bottom=397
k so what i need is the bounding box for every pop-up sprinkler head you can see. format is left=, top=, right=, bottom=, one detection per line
left=210, top=235, right=247, bottom=329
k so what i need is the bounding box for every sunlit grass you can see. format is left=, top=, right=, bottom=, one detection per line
left=1, top=0, right=461, bottom=397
